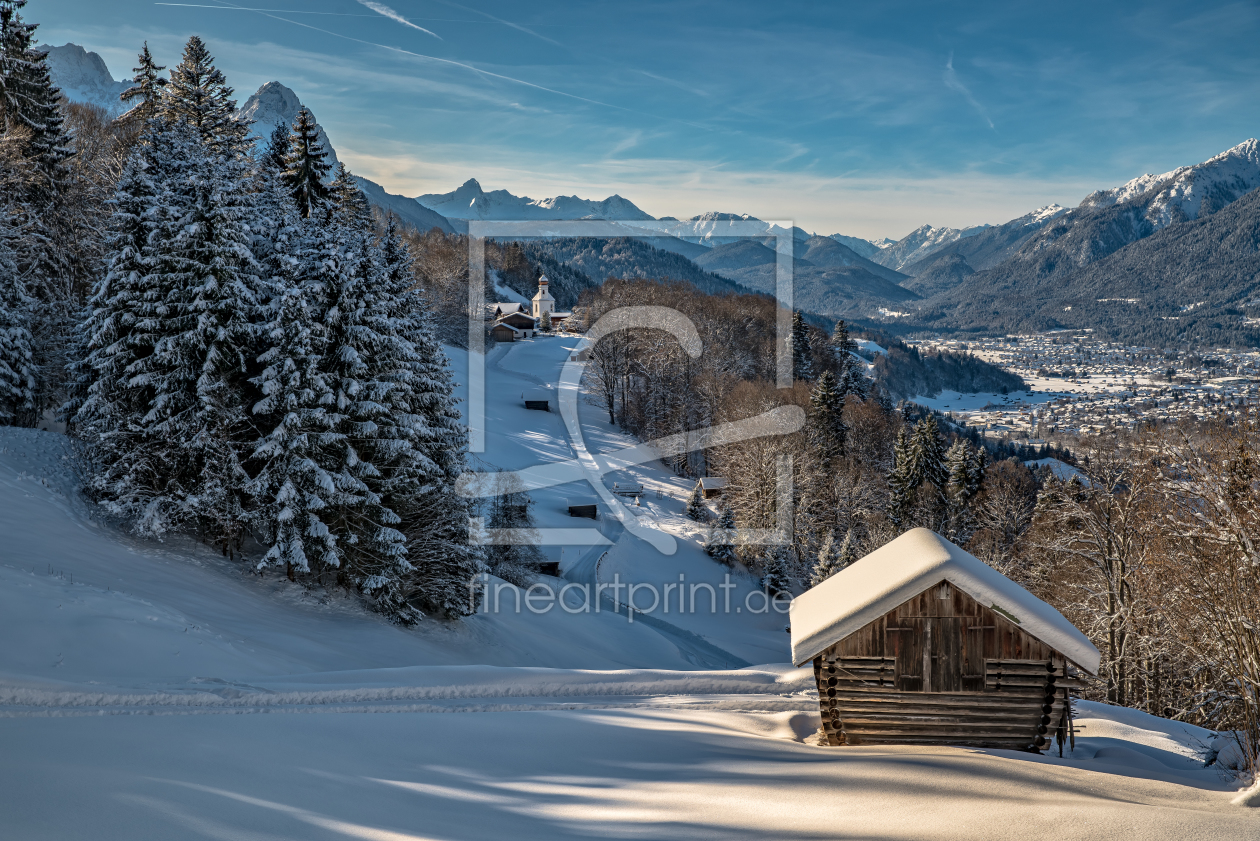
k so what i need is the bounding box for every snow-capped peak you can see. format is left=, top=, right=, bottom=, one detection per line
left=870, top=223, right=991, bottom=271
left=42, top=43, right=129, bottom=115
left=1018, top=204, right=1068, bottom=226
left=688, top=211, right=763, bottom=223
left=1079, top=139, right=1260, bottom=229
left=235, top=81, right=339, bottom=166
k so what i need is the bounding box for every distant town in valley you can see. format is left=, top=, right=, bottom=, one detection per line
left=906, top=333, right=1260, bottom=441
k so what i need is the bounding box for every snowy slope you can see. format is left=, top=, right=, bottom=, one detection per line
left=1079, top=138, right=1260, bottom=229
left=416, top=178, right=654, bottom=221
left=1, top=334, right=1256, bottom=837
left=235, top=81, right=339, bottom=166
left=2, top=696, right=1254, bottom=840
left=42, top=43, right=128, bottom=115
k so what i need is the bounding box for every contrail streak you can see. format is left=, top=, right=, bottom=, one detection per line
left=155, top=3, right=388, bottom=15
left=355, top=0, right=442, bottom=40
left=202, top=0, right=626, bottom=111
left=944, top=51, right=995, bottom=130
left=154, top=4, right=564, bottom=23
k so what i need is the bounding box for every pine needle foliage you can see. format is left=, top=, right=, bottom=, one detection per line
left=281, top=107, right=332, bottom=219
left=159, top=36, right=250, bottom=155
left=119, top=42, right=166, bottom=123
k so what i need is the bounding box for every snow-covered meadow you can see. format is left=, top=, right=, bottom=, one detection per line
left=1, top=335, right=1256, bottom=839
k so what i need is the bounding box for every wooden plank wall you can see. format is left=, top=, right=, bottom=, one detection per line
left=813, top=582, right=1083, bottom=751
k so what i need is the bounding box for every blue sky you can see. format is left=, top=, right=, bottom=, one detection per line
left=37, top=0, right=1260, bottom=239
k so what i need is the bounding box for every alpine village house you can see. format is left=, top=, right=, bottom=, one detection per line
left=790, top=528, right=1101, bottom=754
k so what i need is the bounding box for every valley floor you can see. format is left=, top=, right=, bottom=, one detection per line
left=0, top=335, right=1255, bottom=839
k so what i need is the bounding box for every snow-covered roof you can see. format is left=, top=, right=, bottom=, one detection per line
left=697, top=477, right=728, bottom=490
left=789, top=528, right=1100, bottom=674
left=493, top=302, right=525, bottom=315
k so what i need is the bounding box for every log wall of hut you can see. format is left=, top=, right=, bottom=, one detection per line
left=812, top=581, right=1083, bottom=752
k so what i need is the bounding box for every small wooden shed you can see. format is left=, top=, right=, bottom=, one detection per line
left=790, top=528, right=1100, bottom=753
left=492, top=323, right=518, bottom=343
left=522, top=389, right=551, bottom=411
left=566, top=497, right=599, bottom=519
left=695, top=477, right=727, bottom=499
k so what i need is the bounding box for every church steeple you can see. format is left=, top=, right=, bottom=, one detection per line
left=531, top=275, right=555, bottom=320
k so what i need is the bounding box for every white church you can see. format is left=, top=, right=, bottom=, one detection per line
left=490, top=275, right=572, bottom=342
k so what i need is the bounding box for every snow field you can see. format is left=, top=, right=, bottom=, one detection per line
left=2, top=704, right=1255, bottom=841
left=0, top=335, right=1256, bottom=839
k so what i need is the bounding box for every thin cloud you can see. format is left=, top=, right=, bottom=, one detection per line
left=355, top=0, right=442, bottom=40
left=427, top=0, right=561, bottom=47
left=944, top=52, right=994, bottom=129
left=206, top=0, right=623, bottom=112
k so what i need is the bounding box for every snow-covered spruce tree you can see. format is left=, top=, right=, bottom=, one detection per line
left=809, top=529, right=842, bottom=587
left=0, top=224, right=34, bottom=423
left=329, top=162, right=370, bottom=226
left=245, top=274, right=342, bottom=581
left=67, top=124, right=162, bottom=441
left=830, top=318, right=856, bottom=358
left=908, top=415, right=947, bottom=493
left=80, top=123, right=262, bottom=543
left=374, top=217, right=483, bottom=617
left=790, top=310, right=814, bottom=382
left=261, top=122, right=289, bottom=174
left=761, top=543, right=792, bottom=598
left=943, top=439, right=983, bottom=544
left=118, top=42, right=166, bottom=123
left=291, top=220, right=480, bottom=619
left=281, top=107, right=332, bottom=219
left=840, top=355, right=868, bottom=401
left=159, top=36, right=250, bottom=156
left=705, top=505, right=738, bottom=566
left=0, top=1, right=76, bottom=423
left=0, top=1, right=70, bottom=182
left=686, top=481, right=707, bottom=521
left=885, top=425, right=915, bottom=527
left=808, top=370, right=847, bottom=466
left=837, top=529, right=857, bottom=569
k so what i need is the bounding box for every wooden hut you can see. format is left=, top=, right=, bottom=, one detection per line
left=522, top=389, right=551, bottom=411
left=695, top=477, right=727, bottom=499
left=790, top=528, right=1099, bottom=753
left=492, top=323, right=518, bottom=342
left=566, top=497, right=599, bottom=519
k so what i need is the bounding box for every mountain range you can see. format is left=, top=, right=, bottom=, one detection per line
left=919, top=139, right=1260, bottom=344
left=416, top=178, right=653, bottom=224
left=46, top=43, right=1260, bottom=343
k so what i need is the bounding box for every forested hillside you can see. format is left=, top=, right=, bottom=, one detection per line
left=855, top=332, right=1028, bottom=400
left=0, top=28, right=480, bottom=621
left=528, top=236, right=749, bottom=297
